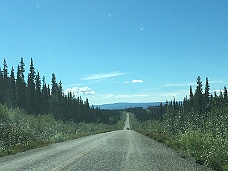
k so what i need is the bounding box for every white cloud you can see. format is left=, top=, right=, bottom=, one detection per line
left=162, top=79, right=225, bottom=88
left=209, top=80, right=224, bottom=84
left=125, top=81, right=130, bottom=84
left=64, top=87, right=96, bottom=96
left=105, top=94, right=148, bottom=98
left=159, top=93, right=177, bottom=97
left=163, top=82, right=195, bottom=87
left=132, top=79, right=144, bottom=83
left=81, top=71, right=125, bottom=81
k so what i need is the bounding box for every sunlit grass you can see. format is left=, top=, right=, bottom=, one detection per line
left=0, top=104, right=125, bottom=157
left=129, top=112, right=228, bottom=171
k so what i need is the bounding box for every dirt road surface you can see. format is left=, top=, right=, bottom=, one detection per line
left=0, top=113, right=209, bottom=171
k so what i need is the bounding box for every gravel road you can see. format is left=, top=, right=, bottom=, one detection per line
left=0, top=113, right=209, bottom=171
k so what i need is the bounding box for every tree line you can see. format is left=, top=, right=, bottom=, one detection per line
left=128, top=76, right=227, bottom=137
left=127, top=76, right=227, bottom=170
left=0, top=58, right=120, bottom=124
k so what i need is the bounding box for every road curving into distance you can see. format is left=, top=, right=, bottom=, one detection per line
left=0, top=113, right=210, bottom=171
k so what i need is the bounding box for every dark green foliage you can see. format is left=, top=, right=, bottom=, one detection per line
left=16, top=58, right=27, bottom=109
left=0, top=58, right=125, bottom=157
left=130, top=77, right=228, bottom=171
left=0, top=58, right=120, bottom=125
left=35, top=72, right=42, bottom=114
left=41, top=77, right=50, bottom=114
left=9, top=67, right=16, bottom=108
left=194, top=76, right=203, bottom=115
left=27, top=58, right=36, bottom=114
left=2, top=59, right=10, bottom=106
left=0, top=105, right=125, bottom=157
left=0, top=70, right=4, bottom=104
left=126, top=107, right=151, bottom=121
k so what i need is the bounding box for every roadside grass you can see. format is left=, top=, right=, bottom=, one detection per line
left=0, top=104, right=126, bottom=157
left=128, top=113, right=228, bottom=171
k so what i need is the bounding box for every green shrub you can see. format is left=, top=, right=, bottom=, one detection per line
left=0, top=106, right=126, bottom=157
left=179, top=130, right=228, bottom=170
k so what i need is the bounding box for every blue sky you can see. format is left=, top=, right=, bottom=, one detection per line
left=0, top=0, right=228, bottom=105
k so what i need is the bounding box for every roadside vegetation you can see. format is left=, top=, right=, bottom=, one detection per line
left=127, top=76, right=228, bottom=171
left=0, top=104, right=125, bottom=156
left=0, top=58, right=125, bottom=157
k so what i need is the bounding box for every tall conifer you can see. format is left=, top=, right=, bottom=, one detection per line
left=27, top=58, right=36, bottom=114
left=204, top=77, right=210, bottom=112
left=194, top=76, right=203, bottom=115
left=35, top=72, right=42, bottom=114
left=9, top=67, right=16, bottom=108
left=16, top=58, right=26, bottom=109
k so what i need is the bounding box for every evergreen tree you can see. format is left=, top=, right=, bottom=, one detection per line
left=0, top=57, right=121, bottom=124
left=57, top=80, right=64, bottom=119
left=204, top=77, right=210, bottom=112
left=41, top=77, right=51, bottom=114
left=0, top=69, right=3, bottom=103
left=50, top=73, right=62, bottom=119
left=27, top=58, right=36, bottom=114
left=51, top=73, right=58, bottom=96
left=189, top=86, right=194, bottom=109
left=2, top=59, right=13, bottom=106
left=224, top=86, right=227, bottom=106
left=41, top=77, right=50, bottom=114
left=9, top=67, right=16, bottom=108
left=194, top=76, right=203, bottom=115
left=3, top=59, right=8, bottom=81
left=16, top=58, right=26, bottom=109
left=35, top=72, right=42, bottom=114
left=84, top=98, right=92, bottom=122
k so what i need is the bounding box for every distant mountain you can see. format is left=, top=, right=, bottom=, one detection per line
left=95, top=102, right=163, bottom=110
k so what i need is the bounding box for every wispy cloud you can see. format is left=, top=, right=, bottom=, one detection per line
left=106, top=94, right=148, bottom=98
left=64, top=87, right=96, bottom=96
left=132, top=79, right=144, bottom=83
left=163, top=82, right=195, bottom=87
left=162, top=79, right=225, bottom=87
left=159, top=93, right=177, bottom=97
left=209, top=80, right=224, bottom=84
left=81, top=71, right=126, bottom=81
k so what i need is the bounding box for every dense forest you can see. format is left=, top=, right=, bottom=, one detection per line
left=0, top=58, right=120, bottom=124
left=127, top=76, right=228, bottom=171
left=0, top=58, right=124, bottom=156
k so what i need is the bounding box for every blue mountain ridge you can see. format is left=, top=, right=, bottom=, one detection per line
left=94, top=102, right=163, bottom=110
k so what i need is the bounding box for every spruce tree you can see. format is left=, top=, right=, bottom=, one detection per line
left=204, top=77, right=210, bottom=112
left=41, top=78, right=47, bottom=114
left=2, top=59, right=10, bottom=106
left=35, top=72, right=42, bottom=114
left=51, top=73, right=58, bottom=96
left=0, top=69, right=3, bottom=103
left=50, top=73, right=62, bottom=119
left=41, top=76, right=50, bottom=114
left=16, top=58, right=26, bottom=109
left=194, top=76, right=203, bottom=115
left=27, top=58, right=36, bottom=114
left=9, top=67, right=16, bottom=108
left=189, top=86, right=194, bottom=109
left=223, top=86, right=228, bottom=109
